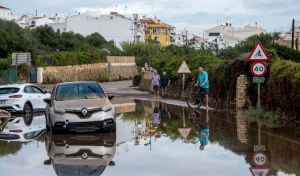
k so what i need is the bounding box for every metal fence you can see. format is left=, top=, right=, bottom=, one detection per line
left=0, top=69, right=18, bottom=84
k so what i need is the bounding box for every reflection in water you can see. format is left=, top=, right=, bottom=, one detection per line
left=236, top=109, right=248, bottom=144
left=198, top=110, right=210, bottom=151
left=0, top=100, right=299, bottom=176
left=0, top=113, right=45, bottom=142
left=44, top=133, right=116, bottom=176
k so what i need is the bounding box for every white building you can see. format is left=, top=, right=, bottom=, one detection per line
left=24, top=16, right=54, bottom=29
left=49, top=13, right=143, bottom=48
left=0, top=5, right=12, bottom=21
left=204, top=23, right=266, bottom=48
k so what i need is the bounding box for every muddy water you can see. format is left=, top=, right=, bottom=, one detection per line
left=0, top=100, right=299, bottom=176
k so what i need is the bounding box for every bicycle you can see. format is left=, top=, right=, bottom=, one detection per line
left=187, top=86, right=205, bottom=109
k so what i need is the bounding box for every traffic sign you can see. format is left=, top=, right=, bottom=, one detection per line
left=178, top=128, right=192, bottom=139
left=251, top=62, right=267, bottom=77
left=253, top=77, right=265, bottom=84
left=252, top=151, right=268, bottom=167
left=248, top=42, right=270, bottom=62
left=249, top=167, right=270, bottom=176
left=177, top=61, right=191, bottom=74
left=254, top=145, right=266, bottom=152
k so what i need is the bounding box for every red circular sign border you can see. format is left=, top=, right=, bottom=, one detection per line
left=250, top=62, right=267, bottom=77
left=252, top=151, right=268, bottom=167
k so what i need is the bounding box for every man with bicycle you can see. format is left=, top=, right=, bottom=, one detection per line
left=194, top=67, right=209, bottom=109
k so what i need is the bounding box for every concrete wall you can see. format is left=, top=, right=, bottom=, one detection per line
left=39, top=56, right=138, bottom=84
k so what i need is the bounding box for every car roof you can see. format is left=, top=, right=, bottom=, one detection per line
left=0, top=83, right=35, bottom=88
left=56, top=81, right=99, bottom=86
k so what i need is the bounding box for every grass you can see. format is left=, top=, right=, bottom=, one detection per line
left=245, top=107, right=279, bottom=128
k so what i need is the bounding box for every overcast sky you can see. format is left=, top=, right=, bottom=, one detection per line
left=1, top=0, right=300, bottom=34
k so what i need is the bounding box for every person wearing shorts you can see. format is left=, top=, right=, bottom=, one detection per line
left=194, top=67, right=209, bottom=108
left=152, top=70, right=161, bottom=98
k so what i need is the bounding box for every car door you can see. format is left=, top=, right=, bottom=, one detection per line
left=32, top=86, right=47, bottom=110
left=24, top=85, right=38, bottom=110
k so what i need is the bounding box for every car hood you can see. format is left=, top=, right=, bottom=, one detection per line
left=54, top=99, right=110, bottom=110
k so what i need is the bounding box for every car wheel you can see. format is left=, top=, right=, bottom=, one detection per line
left=23, top=103, right=33, bottom=126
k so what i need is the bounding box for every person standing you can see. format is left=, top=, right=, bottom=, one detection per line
left=160, top=71, right=171, bottom=97
left=152, top=70, right=161, bottom=98
left=194, top=67, right=209, bottom=108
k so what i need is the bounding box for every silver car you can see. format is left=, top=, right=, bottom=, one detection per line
left=44, top=81, right=115, bottom=133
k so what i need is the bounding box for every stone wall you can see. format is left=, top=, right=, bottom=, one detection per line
left=40, top=56, right=138, bottom=84
left=42, top=63, right=108, bottom=83
left=139, top=72, right=153, bottom=91
left=236, top=75, right=248, bottom=108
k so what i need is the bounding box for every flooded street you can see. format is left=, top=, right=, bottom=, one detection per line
left=0, top=99, right=300, bottom=176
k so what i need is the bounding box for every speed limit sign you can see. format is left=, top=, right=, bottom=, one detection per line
left=252, top=151, right=268, bottom=167
left=251, top=62, right=267, bottom=77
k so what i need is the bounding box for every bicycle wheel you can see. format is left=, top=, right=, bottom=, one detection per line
left=187, top=92, right=201, bottom=109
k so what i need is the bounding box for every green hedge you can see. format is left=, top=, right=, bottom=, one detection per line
left=34, top=50, right=105, bottom=67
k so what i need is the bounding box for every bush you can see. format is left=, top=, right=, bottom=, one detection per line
left=34, top=49, right=105, bottom=67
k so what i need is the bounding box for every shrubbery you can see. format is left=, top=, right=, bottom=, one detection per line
left=0, top=19, right=121, bottom=68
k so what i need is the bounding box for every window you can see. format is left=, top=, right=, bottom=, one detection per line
left=24, top=86, right=34, bottom=93
left=0, top=87, right=20, bottom=94
left=208, top=32, right=220, bottom=36
left=153, top=28, right=161, bottom=34
left=55, top=83, right=105, bottom=101
left=32, top=86, right=43, bottom=94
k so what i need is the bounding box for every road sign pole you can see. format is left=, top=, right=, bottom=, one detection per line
left=182, top=73, right=185, bottom=96
left=257, top=82, right=261, bottom=109
left=182, top=107, right=185, bottom=128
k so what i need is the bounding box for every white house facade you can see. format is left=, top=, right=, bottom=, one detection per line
left=49, top=13, right=143, bottom=48
left=204, top=23, right=266, bottom=48
left=0, top=5, right=12, bottom=21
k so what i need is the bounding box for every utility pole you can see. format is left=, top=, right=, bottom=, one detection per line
left=296, top=37, right=299, bottom=51
left=133, top=14, right=138, bottom=44
left=292, top=19, right=295, bottom=49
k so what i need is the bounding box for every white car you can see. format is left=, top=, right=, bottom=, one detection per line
left=0, top=84, right=51, bottom=118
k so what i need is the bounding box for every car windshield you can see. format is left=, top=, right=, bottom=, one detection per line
left=0, top=87, right=20, bottom=94
left=55, top=83, right=105, bottom=101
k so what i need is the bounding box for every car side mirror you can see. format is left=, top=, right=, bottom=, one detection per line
left=108, top=96, right=114, bottom=100
left=44, top=98, right=51, bottom=105
left=43, top=90, right=49, bottom=94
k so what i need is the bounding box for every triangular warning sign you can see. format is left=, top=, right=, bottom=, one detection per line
left=249, top=167, right=270, bottom=176
left=178, top=128, right=192, bottom=139
left=177, top=61, right=191, bottom=74
left=248, top=42, right=270, bottom=62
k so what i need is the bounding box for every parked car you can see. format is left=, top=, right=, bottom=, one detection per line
left=0, top=84, right=51, bottom=119
left=44, top=133, right=116, bottom=176
left=44, top=81, right=115, bottom=133
left=0, top=113, right=45, bottom=142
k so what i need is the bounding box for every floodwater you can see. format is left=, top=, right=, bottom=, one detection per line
left=0, top=100, right=300, bottom=176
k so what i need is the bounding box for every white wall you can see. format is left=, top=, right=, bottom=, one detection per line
left=0, top=8, right=12, bottom=21
left=66, top=14, right=135, bottom=48
left=48, top=22, right=67, bottom=32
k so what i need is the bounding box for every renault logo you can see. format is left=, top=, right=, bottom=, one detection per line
left=82, top=152, right=88, bottom=159
left=81, top=108, right=88, bottom=117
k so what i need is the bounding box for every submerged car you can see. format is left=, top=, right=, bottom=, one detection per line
left=0, top=84, right=51, bottom=117
left=44, top=81, right=115, bottom=133
left=44, top=133, right=116, bottom=176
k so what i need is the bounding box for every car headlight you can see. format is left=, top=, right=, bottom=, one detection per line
left=102, top=104, right=112, bottom=112
left=54, top=108, right=66, bottom=115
